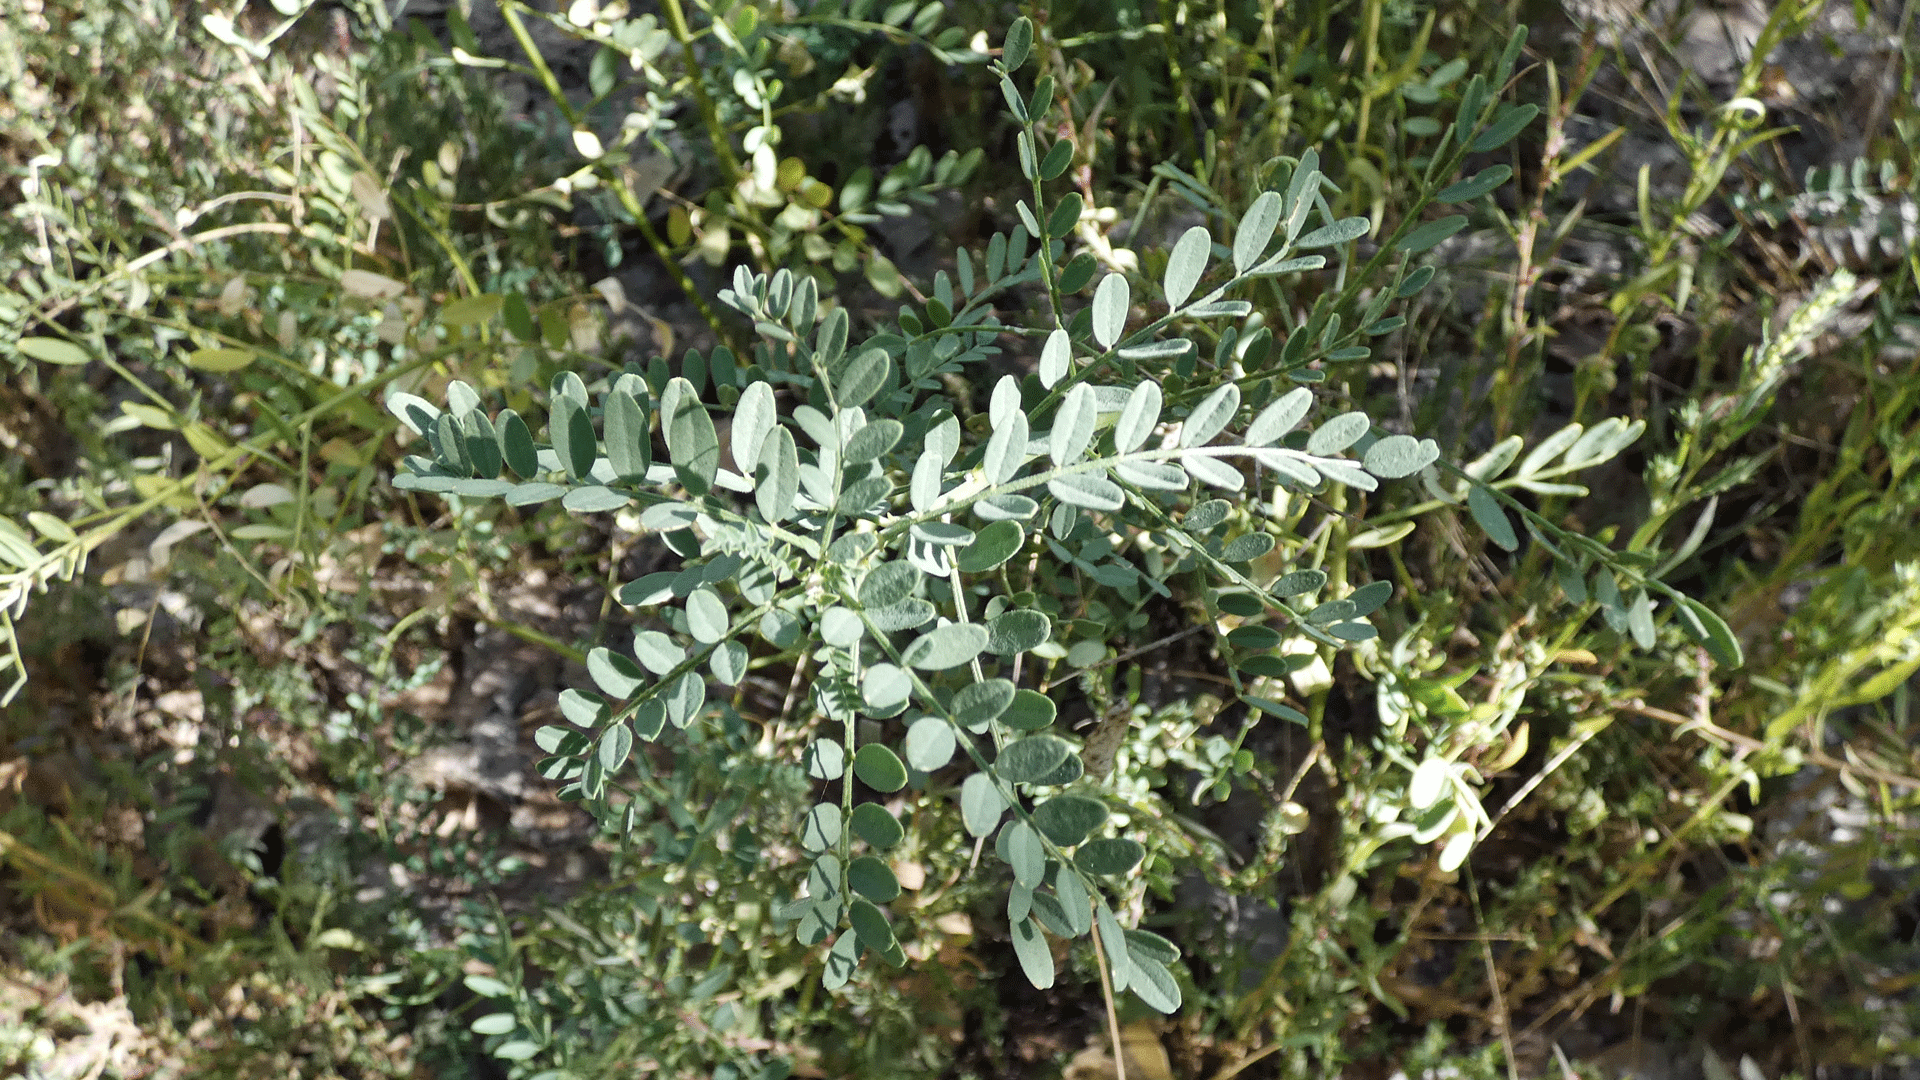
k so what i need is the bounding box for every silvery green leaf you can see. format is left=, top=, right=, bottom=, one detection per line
left=904, top=717, right=957, bottom=771
left=756, top=425, right=798, bottom=523
left=960, top=772, right=1005, bottom=837
left=1047, top=472, right=1125, bottom=511
left=1051, top=384, right=1097, bottom=466
left=1115, top=380, right=1162, bottom=453
left=1295, top=216, right=1371, bottom=249
left=1305, top=411, right=1370, bottom=455
left=1628, top=589, right=1657, bottom=649
left=1246, top=387, right=1313, bottom=446
left=1163, top=225, right=1211, bottom=309
left=1114, top=460, right=1188, bottom=490
left=984, top=409, right=1030, bottom=485
left=1250, top=254, right=1326, bottom=277
left=1092, top=273, right=1130, bottom=349
left=1434, top=164, right=1513, bottom=203
left=911, top=449, right=943, bottom=512
left=1181, top=454, right=1244, bottom=490
left=1565, top=417, right=1644, bottom=468
left=1116, top=339, right=1193, bottom=361
left=604, top=389, right=650, bottom=481
left=1515, top=423, right=1584, bottom=477
left=1364, top=434, right=1441, bottom=479
left=1010, top=915, right=1054, bottom=989
left=1464, top=435, right=1526, bottom=480
left=732, top=381, right=776, bottom=471
left=1181, top=384, right=1240, bottom=447
left=903, top=622, right=989, bottom=670
left=1249, top=448, right=1321, bottom=487
left=1311, top=458, right=1377, bottom=490
left=1233, top=190, right=1285, bottom=273
left=991, top=374, right=1022, bottom=430
left=562, top=486, right=629, bottom=512
left=663, top=377, right=720, bottom=495
left=1186, top=300, right=1252, bottom=317
left=1039, top=328, right=1071, bottom=388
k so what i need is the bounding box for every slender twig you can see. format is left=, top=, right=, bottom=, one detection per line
left=1089, top=906, right=1128, bottom=1080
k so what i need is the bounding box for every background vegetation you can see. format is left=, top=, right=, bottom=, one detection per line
left=1, top=0, right=1917, bottom=1077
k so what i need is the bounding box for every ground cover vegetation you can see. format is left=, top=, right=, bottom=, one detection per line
left=1, top=0, right=1917, bottom=1076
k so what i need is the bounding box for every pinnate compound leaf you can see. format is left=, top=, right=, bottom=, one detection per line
left=1467, top=485, right=1519, bottom=550
left=853, top=743, right=909, bottom=792
left=903, top=716, right=957, bottom=771
left=1091, top=273, right=1130, bottom=349
left=997, top=735, right=1072, bottom=783
left=1010, top=915, right=1055, bottom=989
left=1163, top=225, right=1211, bottom=309
left=1247, top=387, right=1314, bottom=446
left=1075, top=837, right=1145, bottom=876
left=1233, top=190, right=1284, bottom=273
left=1115, top=380, right=1163, bottom=453
left=1032, top=794, right=1109, bottom=846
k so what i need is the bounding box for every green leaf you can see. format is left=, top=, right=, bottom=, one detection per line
left=1221, top=532, right=1276, bottom=562
left=560, top=486, right=628, bottom=512
left=1124, top=928, right=1181, bottom=964
left=956, top=520, right=1024, bottom=573
left=1627, top=588, right=1657, bottom=649
left=1039, top=328, right=1071, bottom=389
left=1363, top=434, right=1439, bottom=478
left=1075, top=837, right=1144, bottom=876
left=1115, top=380, right=1163, bottom=454
left=1295, top=216, right=1371, bottom=249
left=1009, top=915, right=1055, bottom=989
left=1181, top=384, right=1240, bottom=447
left=848, top=898, right=896, bottom=950
left=853, top=744, right=909, bottom=792
left=904, top=716, right=956, bottom=771
left=984, top=409, right=1030, bottom=485
left=1032, top=794, right=1108, bottom=846
left=1095, top=902, right=1133, bottom=994
left=845, top=418, right=904, bottom=463
left=1005, top=820, right=1046, bottom=886
left=987, top=608, right=1052, bottom=655
left=802, top=802, right=841, bottom=853
left=1163, top=225, right=1211, bottom=309
left=631, top=630, right=685, bottom=675
left=1306, top=411, right=1370, bottom=455
left=912, top=522, right=976, bottom=547
left=960, top=772, right=1005, bottom=837
left=1047, top=472, right=1124, bottom=511
left=495, top=410, right=538, bottom=478
left=1676, top=595, right=1744, bottom=668
left=1128, top=951, right=1182, bottom=1013
left=851, top=802, right=904, bottom=849
left=848, top=856, right=901, bottom=902
left=686, top=587, right=729, bottom=644
left=587, top=647, right=645, bottom=697
left=1045, top=192, right=1082, bottom=238
left=1051, top=384, right=1098, bottom=466
left=732, top=381, right=776, bottom=469
left=1002, top=689, right=1057, bottom=730
left=710, top=640, right=749, bottom=685
left=954, top=679, right=1017, bottom=727
left=1470, top=103, right=1538, bottom=152
left=598, top=722, right=634, bottom=772
left=1233, top=190, right=1284, bottom=273
left=1091, top=273, right=1129, bottom=349
left=604, top=389, right=650, bottom=480
left=835, top=348, right=890, bottom=408
left=1395, top=214, right=1469, bottom=254
left=1246, top=387, right=1313, bottom=446
left=1271, top=568, right=1327, bottom=596
left=470, top=1013, right=517, bottom=1036
left=1001, top=15, right=1032, bottom=70
left=18, top=336, right=90, bottom=366
left=860, top=561, right=920, bottom=609
left=1435, top=164, right=1513, bottom=202
left=902, top=622, right=988, bottom=670
left=1116, top=460, right=1188, bottom=490
left=1181, top=455, right=1243, bottom=491
left=1347, top=580, right=1393, bottom=617
left=464, top=974, right=512, bottom=998
left=1039, top=137, right=1074, bottom=181
left=1467, top=485, right=1519, bottom=550
left=550, top=395, right=596, bottom=481
left=997, top=735, right=1072, bottom=783
left=663, top=377, right=719, bottom=494
left=186, top=347, right=255, bottom=373
left=756, top=426, right=798, bottom=523
left=559, top=688, right=609, bottom=728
